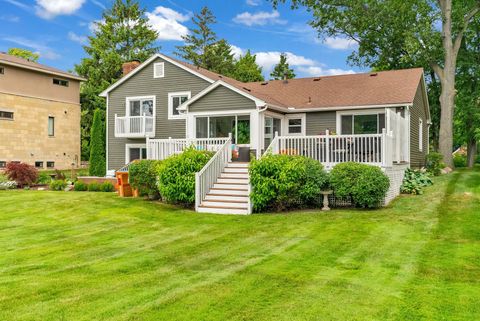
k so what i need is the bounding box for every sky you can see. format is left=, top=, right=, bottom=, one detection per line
left=0, top=0, right=366, bottom=78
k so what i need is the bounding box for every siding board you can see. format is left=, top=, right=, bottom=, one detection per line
left=409, top=81, right=429, bottom=168
left=189, top=86, right=256, bottom=112
left=306, top=111, right=336, bottom=135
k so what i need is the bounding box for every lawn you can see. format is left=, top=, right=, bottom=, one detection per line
left=0, top=168, right=479, bottom=321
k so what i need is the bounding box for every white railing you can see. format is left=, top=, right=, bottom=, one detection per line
left=264, top=129, right=394, bottom=168
left=147, top=137, right=229, bottom=160
left=115, top=114, right=154, bottom=137
left=195, top=135, right=232, bottom=211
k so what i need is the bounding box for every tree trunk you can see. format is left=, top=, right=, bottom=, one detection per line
left=467, top=138, right=477, bottom=168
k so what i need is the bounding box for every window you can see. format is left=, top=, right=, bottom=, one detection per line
left=48, top=117, right=55, bottom=136
left=46, top=161, right=55, bottom=168
left=154, top=62, right=164, bottom=78
left=53, top=78, right=69, bottom=87
left=288, top=119, right=302, bottom=134
left=340, top=113, right=385, bottom=134
left=0, top=110, right=13, bottom=120
left=126, top=144, right=147, bottom=163
left=168, top=92, right=190, bottom=119
left=0, top=66, right=4, bottom=74
left=419, top=119, right=423, bottom=151
left=264, top=117, right=281, bottom=148
left=0, top=161, right=5, bottom=168
left=127, top=97, right=154, bottom=116
left=35, top=161, right=44, bottom=169
left=195, top=115, right=250, bottom=144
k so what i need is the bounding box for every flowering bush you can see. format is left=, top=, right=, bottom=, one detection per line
left=5, top=162, right=38, bottom=187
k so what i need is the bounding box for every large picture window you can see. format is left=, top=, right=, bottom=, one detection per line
left=128, top=97, right=153, bottom=117
left=195, top=115, right=250, bottom=144
left=340, top=113, right=385, bottom=134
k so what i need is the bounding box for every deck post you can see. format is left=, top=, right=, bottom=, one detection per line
left=381, top=128, right=387, bottom=167
left=146, top=136, right=150, bottom=159
left=325, top=130, right=330, bottom=167
left=228, top=133, right=232, bottom=162
left=274, top=131, right=279, bottom=154
left=195, top=172, right=200, bottom=211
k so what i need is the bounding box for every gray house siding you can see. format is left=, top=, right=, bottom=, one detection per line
left=409, top=81, right=429, bottom=168
left=188, top=85, right=256, bottom=112
left=107, top=57, right=211, bottom=170
left=306, top=111, right=336, bottom=135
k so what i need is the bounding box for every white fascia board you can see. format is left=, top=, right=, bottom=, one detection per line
left=99, top=53, right=215, bottom=97
left=269, top=102, right=413, bottom=113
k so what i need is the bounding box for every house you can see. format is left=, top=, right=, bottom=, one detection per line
left=0, top=53, right=84, bottom=170
left=101, top=53, right=430, bottom=214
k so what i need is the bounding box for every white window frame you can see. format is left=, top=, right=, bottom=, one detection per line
left=125, top=96, right=156, bottom=117
left=419, top=118, right=423, bottom=152
left=125, top=143, right=147, bottom=164
left=48, top=116, right=55, bottom=137
left=153, top=62, right=164, bottom=78
left=284, top=113, right=306, bottom=136
left=336, top=109, right=386, bottom=135
left=168, top=91, right=191, bottom=119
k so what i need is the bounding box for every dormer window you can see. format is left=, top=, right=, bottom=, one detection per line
left=154, top=62, right=164, bottom=78
left=53, top=78, right=69, bottom=87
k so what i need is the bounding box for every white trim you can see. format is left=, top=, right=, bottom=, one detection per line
left=178, top=80, right=266, bottom=111
left=99, top=54, right=215, bottom=97
left=124, top=95, right=156, bottom=137
left=419, top=118, right=423, bottom=152
left=284, top=113, right=306, bottom=136
left=168, top=91, right=191, bottom=119
left=125, top=143, right=147, bottom=164
left=106, top=94, right=109, bottom=171
left=153, top=62, right=164, bottom=78
left=336, top=108, right=388, bottom=134
left=187, top=109, right=255, bottom=117
left=268, top=103, right=413, bottom=114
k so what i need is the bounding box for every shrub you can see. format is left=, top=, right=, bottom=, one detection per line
left=73, top=181, right=88, bottom=191
left=37, top=171, right=52, bottom=185
left=89, top=109, right=106, bottom=177
left=129, top=160, right=161, bottom=198
left=453, top=153, right=467, bottom=168
left=5, top=162, right=38, bottom=187
left=329, top=162, right=390, bottom=208
left=157, top=147, right=214, bottom=206
left=88, top=182, right=101, bottom=192
left=49, top=180, right=67, bottom=191
left=100, top=181, right=115, bottom=192
left=0, top=181, right=17, bottom=190
left=400, top=168, right=433, bottom=195
left=54, top=170, right=66, bottom=180
left=426, top=152, right=444, bottom=176
left=249, top=154, right=329, bottom=212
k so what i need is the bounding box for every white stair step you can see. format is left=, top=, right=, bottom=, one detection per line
left=224, top=167, right=248, bottom=173
left=220, top=173, right=249, bottom=179
left=201, top=200, right=248, bottom=208
left=205, top=194, right=249, bottom=202
left=226, top=162, right=249, bottom=168
left=217, top=178, right=249, bottom=184
left=197, top=206, right=249, bottom=215
left=213, top=183, right=248, bottom=189
left=209, top=188, right=249, bottom=196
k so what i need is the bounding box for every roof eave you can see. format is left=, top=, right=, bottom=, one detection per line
left=0, top=60, right=86, bottom=81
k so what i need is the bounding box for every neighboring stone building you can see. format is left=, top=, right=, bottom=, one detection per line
left=0, top=53, right=84, bottom=170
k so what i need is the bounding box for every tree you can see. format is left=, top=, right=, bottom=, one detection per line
left=7, top=48, right=39, bottom=62
left=204, top=39, right=236, bottom=76
left=75, top=0, right=159, bottom=160
left=270, top=53, right=295, bottom=80
left=232, top=50, right=264, bottom=82
left=271, top=0, right=480, bottom=167
left=89, top=109, right=106, bottom=176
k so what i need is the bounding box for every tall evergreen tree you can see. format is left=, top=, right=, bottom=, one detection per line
left=204, top=39, right=236, bottom=76
left=232, top=50, right=264, bottom=82
left=270, top=53, right=295, bottom=80
left=89, top=109, right=106, bottom=176
left=7, top=48, right=39, bottom=62
left=75, top=0, right=159, bottom=160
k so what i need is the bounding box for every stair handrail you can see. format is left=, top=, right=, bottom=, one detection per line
left=195, top=134, right=232, bottom=211
left=262, top=131, right=279, bottom=157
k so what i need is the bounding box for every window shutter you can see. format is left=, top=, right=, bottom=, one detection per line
left=154, top=63, right=164, bottom=78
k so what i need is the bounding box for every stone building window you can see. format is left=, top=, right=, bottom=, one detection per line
left=48, top=116, right=55, bottom=136
left=47, top=161, right=55, bottom=168
left=35, top=161, right=44, bottom=169
left=0, top=110, right=13, bottom=120
left=53, top=78, right=69, bottom=87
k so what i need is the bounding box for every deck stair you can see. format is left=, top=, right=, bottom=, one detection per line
left=197, top=162, right=250, bottom=215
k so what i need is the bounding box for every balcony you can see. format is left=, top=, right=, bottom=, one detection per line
left=114, top=114, right=155, bottom=138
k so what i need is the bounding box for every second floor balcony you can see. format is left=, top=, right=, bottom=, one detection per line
left=114, top=114, right=155, bottom=138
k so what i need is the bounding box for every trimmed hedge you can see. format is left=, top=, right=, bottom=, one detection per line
left=250, top=154, right=329, bottom=212
left=329, top=162, right=390, bottom=208
left=73, top=181, right=88, bottom=191
left=49, top=180, right=67, bottom=191
left=129, top=160, right=162, bottom=198
left=157, top=147, right=214, bottom=206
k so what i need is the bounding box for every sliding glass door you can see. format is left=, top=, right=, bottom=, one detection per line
left=195, top=115, right=250, bottom=144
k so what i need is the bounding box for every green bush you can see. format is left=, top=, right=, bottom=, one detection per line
left=400, top=168, right=433, bottom=195
left=129, top=160, right=161, bottom=198
left=249, top=154, right=329, bottom=212
left=37, top=171, right=52, bottom=185
left=329, top=162, right=390, bottom=208
left=73, top=181, right=88, bottom=191
left=157, top=147, right=213, bottom=206
left=89, top=109, right=106, bottom=177
left=49, top=180, right=67, bottom=191
left=426, top=152, right=444, bottom=176
left=100, top=181, right=115, bottom=192
left=453, top=153, right=467, bottom=167
left=87, top=182, right=101, bottom=192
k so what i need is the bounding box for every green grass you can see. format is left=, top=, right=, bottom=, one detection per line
left=0, top=168, right=479, bottom=321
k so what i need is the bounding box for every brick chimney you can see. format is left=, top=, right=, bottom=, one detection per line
left=122, top=60, right=141, bottom=76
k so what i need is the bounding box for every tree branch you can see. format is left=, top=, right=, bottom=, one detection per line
left=453, top=3, right=480, bottom=56
left=430, top=62, right=444, bottom=81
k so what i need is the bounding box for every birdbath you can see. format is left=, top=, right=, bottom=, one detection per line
left=320, top=190, right=333, bottom=211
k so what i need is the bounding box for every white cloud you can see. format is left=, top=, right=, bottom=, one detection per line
left=255, top=51, right=316, bottom=70
left=90, top=0, right=106, bottom=10
left=88, top=19, right=103, bottom=33
left=233, top=10, right=287, bottom=26
left=0, top=14, right=20, bottom=22
left=1, top=36, right=60, bottom=60
left=297, top=66, right=356, bottom=76
left=230, top=45, right=244, bottom=59
left=246, top=0, right=261, bottom=6
left=68, top=31, right=87, bottom=45
left=324, top=37, right=357, bottom=50
left=146, top=6, right=190, bottom=41
left=4, top=0, right=30, bottom=10
left=35, top=0, right=86, bottom=19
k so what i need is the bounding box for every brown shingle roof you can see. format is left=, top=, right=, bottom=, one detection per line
left=0, top=52, right=85, bottom=81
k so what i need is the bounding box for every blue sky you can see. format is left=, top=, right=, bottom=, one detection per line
left=0, top=0, right=366, bottom=78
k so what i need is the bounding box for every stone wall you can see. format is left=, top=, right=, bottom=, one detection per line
left=0, top=92, right=81, bottom=169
